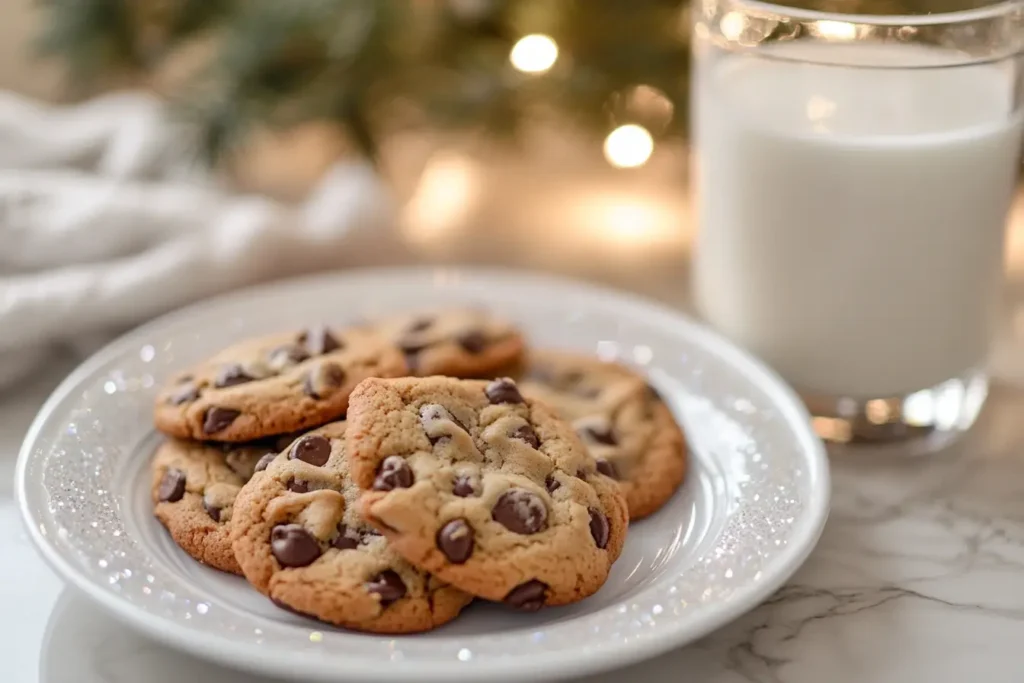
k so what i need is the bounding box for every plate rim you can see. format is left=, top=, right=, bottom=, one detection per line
left=16, top=265, right=830, bottom=682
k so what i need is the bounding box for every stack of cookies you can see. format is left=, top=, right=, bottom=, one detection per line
left=151, top=308, right=687, bottom=634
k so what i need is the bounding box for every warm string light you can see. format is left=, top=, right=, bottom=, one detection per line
left=604, top=124, right=654, bottom=168
left=508, top=35, right=660, bottom=168
left=719, top=11, right=748, bottom=42
left=509, top=34, right=559, bottom=74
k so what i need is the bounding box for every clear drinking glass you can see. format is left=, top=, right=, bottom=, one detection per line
left=690, top=0, right=1024, bottom=452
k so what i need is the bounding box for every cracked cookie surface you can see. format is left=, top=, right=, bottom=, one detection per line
left=347, top=376, right=628, bottom=609
left=516, top=350, right=687, bottom=520
left=152, top=438, right=282, bottom=574
left=230, top=421, right=473, bottom=633
left=154, top=325, right=407, bottom=442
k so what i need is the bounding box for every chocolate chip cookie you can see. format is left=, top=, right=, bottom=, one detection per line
left=230, top=422, right=473, bottom=633
left=346, top=376, right=629, bottom=609
left=154, top=325, right=407, bottom=442
left=371, top=308, right=524, bottom=377
left=152, top=438, right=282, bottom=574
left=517, top=350, right=687, bottom=520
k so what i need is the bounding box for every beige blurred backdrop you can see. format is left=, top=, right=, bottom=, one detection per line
left=0, top=1, right=62, bottom=98
left=1, top=0, right=1020, bottom=319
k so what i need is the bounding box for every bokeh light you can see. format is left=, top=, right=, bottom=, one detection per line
left=603, top=124, right=654, bottom=168
left=510, top=34, right=559, bottom=74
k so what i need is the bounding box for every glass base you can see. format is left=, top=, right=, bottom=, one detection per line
left=800, top=368, right=989, bottom=456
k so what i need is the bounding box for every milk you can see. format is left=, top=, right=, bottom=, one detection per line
left=693, top=42, right=1024, bottom=399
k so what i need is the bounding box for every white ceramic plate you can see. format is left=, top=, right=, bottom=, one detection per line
left=17, top=267, right=829, bottom=683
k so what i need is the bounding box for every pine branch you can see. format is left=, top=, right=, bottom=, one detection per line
left=36, top=0, right=140, bottom=83
left=186, top=0, right=409, bottom=162
left=36, top=0, right=234, bottom=87
left=39, top=0, right=699, bottom=164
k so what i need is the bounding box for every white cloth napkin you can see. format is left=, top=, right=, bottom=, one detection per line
left=0, top=91, right=394, bottom=389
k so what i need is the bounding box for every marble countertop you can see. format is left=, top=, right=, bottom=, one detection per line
left=4, top=153, right=1024, bottom=681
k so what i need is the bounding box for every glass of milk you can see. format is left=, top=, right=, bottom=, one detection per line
left=691, top=0, right=1023, bottom=452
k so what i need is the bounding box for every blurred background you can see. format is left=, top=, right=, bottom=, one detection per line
left=0, top=0, right=1020, bottom=388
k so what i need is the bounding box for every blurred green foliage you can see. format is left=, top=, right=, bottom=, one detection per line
left=37, top=0, right=977, bottom=163
left=36, top=0, right=695, bottom=162
left=37, top=0, right=231, bottom=81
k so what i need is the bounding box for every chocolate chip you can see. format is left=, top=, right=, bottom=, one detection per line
left=576, top=468, right=588, bottom=480
left=419, top=403, right=451, bottom=429
left=564, top=370, right=584, bottom=384
left=436, top=519, right=474, bottom=563
left=214, top=363, right=254, bottom=388
left=527, top=366, right=556, bottom=384
left=420, top=403, right=468, bottom=445
left=303, top=362, right=346, bottom=399
left=299, top=325, right=341, bottom=355
left=580, top=424, right=617, bottom=446
left=574, top=386, right=602, bottom=399
left=545, top=475, right=560, bottom=493
left=366, top=570, right=406, bottom=606
left=420, top=403, right=448, bottom=422
left=399, top=338, right=431, bottom=374
left=403, top=352, right=420, bottom=374
left=331, top=523, right=360, bottom=551
left=157, top=468, right=186, bottom=502
left=492, top=489, right=547, bottom=535
left=399, top=336, right=431, bottom=355
left=646, top=383, right=662, bottom=401
left=176, top=374, right=194, bottom=383
left=596, top=459, right=619, bottom=480
left=254, top=452, right=277, bottom=473
left=168, top=382, right=200, bottom=405
left=452, top=474, right=477, bottom=497
left=552, top=370, right=600, bottom=398
left=267, top=344, right=310, bottom=371
left=332, top=536, right=358, bottom=551
left=288, top=479, right=309, bottom=493
left=509, top=424, right=540, bottom=448
left=203, top=407, right=240, bottom=434
left=456, top=330, right=487, bottom=353
left=203, top=500, right=221, bottom=523
left=485, top=378, right=524, bottom=405
left=271, top=524, right=322, bottom=567
left=406, top=317, right=434, bottom=333
left=589, top=507, right=610, bottom=549
left=504, top=580, right=547, bottom=611
left=290, top=434, right=331, bottom=466
left=373, top=456, right=414, bottom=491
